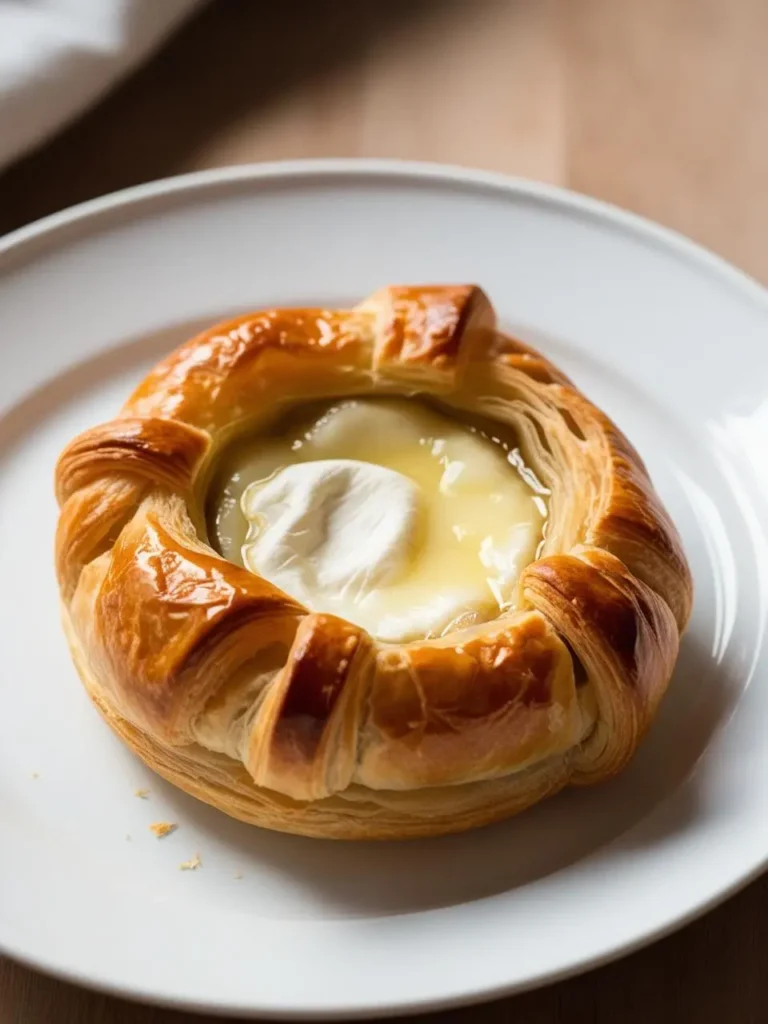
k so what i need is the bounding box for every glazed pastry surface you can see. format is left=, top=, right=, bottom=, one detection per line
left=55, top=285, right=693, bottom=839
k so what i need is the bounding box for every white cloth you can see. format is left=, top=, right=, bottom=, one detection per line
left=0, top=0, right=203, bottom=170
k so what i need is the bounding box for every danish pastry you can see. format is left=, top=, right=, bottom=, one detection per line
left=55, top=285, right=692, bottom=839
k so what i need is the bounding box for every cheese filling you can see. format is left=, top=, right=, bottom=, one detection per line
left=212, top=400, right=546, bottom=642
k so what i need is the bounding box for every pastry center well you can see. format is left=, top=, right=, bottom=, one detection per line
left=211, top=399, right=546, bottom=642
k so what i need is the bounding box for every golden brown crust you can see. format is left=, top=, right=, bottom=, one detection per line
left=523, top=548, right=679, bottom=782
left=357, top=614, right=583, bottom=791
left=55, top=417, right=210, bottom=504
left=55, top=285, right=693, bottom=839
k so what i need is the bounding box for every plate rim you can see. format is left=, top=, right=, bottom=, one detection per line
left=3, top=157, right=768, bottom=311
left=2, top=158, right=768, bottom=1019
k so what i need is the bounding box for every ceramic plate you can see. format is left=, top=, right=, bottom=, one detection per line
left=2, top=161, right=767, bottom=1019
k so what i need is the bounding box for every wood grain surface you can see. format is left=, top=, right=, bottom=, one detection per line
left=2, top=1, right=768, bottom=1021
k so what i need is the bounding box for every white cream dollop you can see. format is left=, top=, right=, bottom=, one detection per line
left=241, top=459, right=421, bottom=615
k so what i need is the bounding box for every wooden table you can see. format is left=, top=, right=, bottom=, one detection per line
left=2, top=1, right=768, bottom=1020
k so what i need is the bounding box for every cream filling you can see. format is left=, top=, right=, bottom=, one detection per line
left=242, top=460, right=421, bottom=619
left=214, top=399, right=546, bottom=642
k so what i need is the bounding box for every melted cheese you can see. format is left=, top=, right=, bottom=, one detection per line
left=212, top=400, right=546, bottom=642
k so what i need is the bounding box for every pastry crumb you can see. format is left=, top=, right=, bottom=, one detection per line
left=134, top=788, right=150, bottom=799
left=179, top=854, right=201, bottom=871
left=31, top=772, right=40, bottom=779
left=149, top=821, right=177, bottom=838
left=233, top=872, right=243, bottom=880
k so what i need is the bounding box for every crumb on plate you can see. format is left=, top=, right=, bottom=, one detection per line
left=134, top=788, right=150, bottom=799
left=149, top=821, right=177, bottom=838
left=179, top=854, right=202, bottom=871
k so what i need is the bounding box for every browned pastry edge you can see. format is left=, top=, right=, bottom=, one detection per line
left=55, top=285, right=693, bottom=839
left=62, top=601, right=575, bottom=840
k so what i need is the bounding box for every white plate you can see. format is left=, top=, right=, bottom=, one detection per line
left=1, top=160, right=768, bottom=1019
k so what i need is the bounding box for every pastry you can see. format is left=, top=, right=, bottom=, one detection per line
left=55, top=285, right=693, bottom=839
